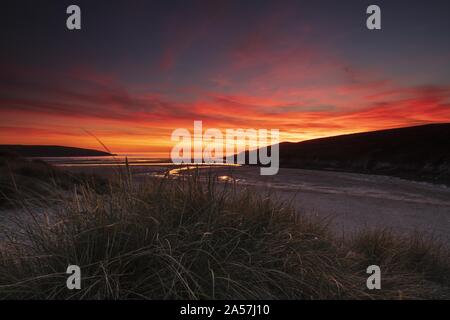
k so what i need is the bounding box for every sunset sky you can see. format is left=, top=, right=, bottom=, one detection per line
left=1, top=0, right=450, bottom=155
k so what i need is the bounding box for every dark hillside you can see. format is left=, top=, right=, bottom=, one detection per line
left=0, top=145, right=113, bottom=157
left=247, top=124, right=450, bottom=184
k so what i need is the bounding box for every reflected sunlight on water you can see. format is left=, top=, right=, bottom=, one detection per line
left=31, top=154, right=172, bottom=167
left=168, top=164, right=241, bottom=176
left=33, top=155, right=243, bottom=176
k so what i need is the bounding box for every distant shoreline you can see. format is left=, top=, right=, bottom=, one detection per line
left=0, top=145, right=114, bottom=158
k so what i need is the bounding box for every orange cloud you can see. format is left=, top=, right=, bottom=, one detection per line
left=1, top=55, right=450, bottom=155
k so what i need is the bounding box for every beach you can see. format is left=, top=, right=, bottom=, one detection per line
left=51, top=156, right=450, bottom=245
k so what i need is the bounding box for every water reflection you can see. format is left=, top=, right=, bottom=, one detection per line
left=168, top=164, right=241, bottom=176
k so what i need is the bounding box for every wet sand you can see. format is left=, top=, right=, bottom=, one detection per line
left=91, top=164, right=450, bottom=243
left=128, top=165, right=450, bottom=244
left=210, top=167, right=450, bottom=243
left=5, top=164, right=450, bottom=245
left=229, top=169, right=450, bottom=243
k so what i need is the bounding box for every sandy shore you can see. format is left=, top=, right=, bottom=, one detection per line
left=131, top=165, right=450, bottom=244
left=4, top=164, right=450, bottom=245
left=212, top=167, right=450, bottom=243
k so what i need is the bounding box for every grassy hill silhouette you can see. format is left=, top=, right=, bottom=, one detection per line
left=0, top=145, right=113, bottom=157
left=247, top=123, right=450, bottom=183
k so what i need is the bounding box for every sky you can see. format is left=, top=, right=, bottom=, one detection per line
left=1, top=0, right=450, bottom=155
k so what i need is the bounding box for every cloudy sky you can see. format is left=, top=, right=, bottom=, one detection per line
left=1, top=0, right=449, bottom=154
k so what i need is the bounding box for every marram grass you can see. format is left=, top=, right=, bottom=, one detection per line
left=0, top=171, right=449, bottom=300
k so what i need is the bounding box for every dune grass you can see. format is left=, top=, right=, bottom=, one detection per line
left=0, top=154, right=108, bottom=208
left=0, top=166, right=449, bottom=299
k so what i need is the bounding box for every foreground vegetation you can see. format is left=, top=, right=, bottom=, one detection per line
left=0, top=153, right=107, bottom=208
left=0, top=157, right=449, bottom=299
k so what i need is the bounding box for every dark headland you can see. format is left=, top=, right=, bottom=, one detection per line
left=0, top=145, right=113, bottom=157
left=248, top=123, right=450, bottom=184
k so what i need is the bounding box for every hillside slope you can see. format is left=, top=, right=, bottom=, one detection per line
left=0, top=145, right=113, bottom=157
left=251, top=124, right=450, bottom=183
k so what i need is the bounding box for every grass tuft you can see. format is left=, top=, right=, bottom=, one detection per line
left=0, top=168, right=449, bottom=299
